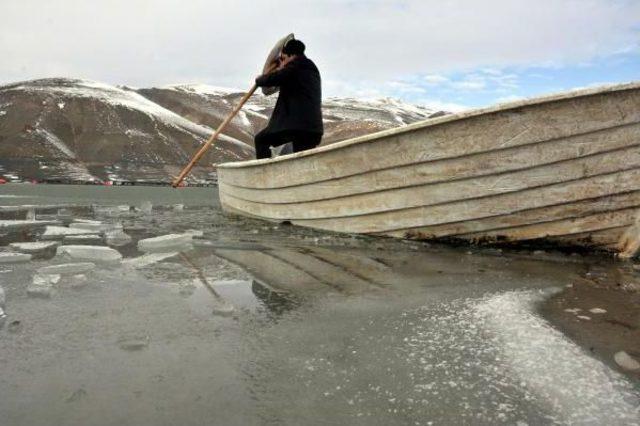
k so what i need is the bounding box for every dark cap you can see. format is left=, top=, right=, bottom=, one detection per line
left=282, top=39, right=305, bottom=55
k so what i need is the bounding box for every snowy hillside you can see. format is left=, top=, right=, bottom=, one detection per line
left=0, top=78, right=252, bottom=184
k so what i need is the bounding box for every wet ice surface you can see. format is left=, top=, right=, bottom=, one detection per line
left=0, top=184, right=638, bottom=426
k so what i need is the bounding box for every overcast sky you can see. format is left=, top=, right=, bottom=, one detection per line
left=1, top=0, right=638, bottom=109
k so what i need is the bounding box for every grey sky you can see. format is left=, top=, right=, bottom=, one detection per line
left=1, top=0, right=638, bottom=103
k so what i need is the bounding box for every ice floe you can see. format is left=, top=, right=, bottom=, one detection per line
left=0, top=252, right=32, bottom=263
left=38, top=262, right=95, bottom=275
left=184, top=229, right=204, bottom=238
left=588, top=307, right=607, bottom=314
left=9, top=241, right=59, bottom=253
left=614, top=351, right=640, bottom=371
left=92, top=205, right=132, bottom=217
left=0, top=220, right=60, bottom=230
left=122, top=252, right=178, bottom=269
left=105, top=229, right=132, bottom=246
left=69, top=220, right=122, bottom=233
left=137, top=234, right=193, bottom=252
left=56, top=245, right=122, bottom=263
left=27, top=274, right=61, bottom=298
left=41, top=226, right=96, bottom=239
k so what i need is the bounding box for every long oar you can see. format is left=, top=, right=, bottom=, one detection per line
left=171, top=83, right=259, bottom=188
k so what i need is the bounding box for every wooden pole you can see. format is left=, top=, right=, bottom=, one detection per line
left=171, top=82, right=259, bottom=188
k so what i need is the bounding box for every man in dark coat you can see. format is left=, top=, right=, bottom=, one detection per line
left=253, top=39, right=323, bottom=159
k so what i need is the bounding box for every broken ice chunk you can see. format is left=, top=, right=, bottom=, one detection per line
left=173, top=204, right=184, bottom=211
left=105, top=229, right=132, bottom=247
left=27, top=274, right=60, bottom=298
left=137, top=234, right=193, bottom=252
left=69, top=274, right=88, bottom=289
left=63, top=234, right=103, bottom=244
left=92, top=205, right=132, bottom=217
left=57, top=245, right=122, bottom=263
left=0, top=252, right=32, bottom=264
left=614, top=351, right=640, bottom=371
left=123, top=252, right=178, bottom=269
left=38, top=262, right=95, bottom=275
left=9, top=241, right=59, bottom=253
left=69, top=220, right=122, bottom=233
left=588, top=308, right=607, bottom=314
left=184, top=229, right=204, bottom=238
left=41, top=226, right=96, bottom=239
left=0, top=219, right=60, bottom=230
left=33, top=273, right=61, bottom=286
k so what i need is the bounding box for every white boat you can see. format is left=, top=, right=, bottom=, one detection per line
left=217, top=82, right=640, bottom=255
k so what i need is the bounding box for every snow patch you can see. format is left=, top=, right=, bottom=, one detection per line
left=236, top=110, right=252, bottom=128
left=34, top=128, right=76, bottom=159
left=473, top=290, right=640, bottom=424
left=165, top=84, right=243, bottom=96
left=8, top=79, right=234, bottom=143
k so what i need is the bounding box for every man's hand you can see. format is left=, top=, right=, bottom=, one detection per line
left=277, top=54, right=295, bottom=69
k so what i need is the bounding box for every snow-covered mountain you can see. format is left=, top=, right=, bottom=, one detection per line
left=0, top=78, right=251, bottom=184
left=0, top=78, right=446, bottom=184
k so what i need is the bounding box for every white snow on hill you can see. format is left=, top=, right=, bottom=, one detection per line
left=4, top=79, right=245, bottom=148
left=163, top=84, right=244, bottom=97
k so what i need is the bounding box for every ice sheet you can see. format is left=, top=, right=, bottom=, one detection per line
left=0, top=252, right=32, bottom=264
left=0, top=220, right=59, bottom=229
left=122, top=252, right=179, bottom=268
left=38, top=262, right=96, bottom=275
left=137, top=234, right=193, bottom=252
left=9, top=242, right=59, bottom=253
left=56, top=245, right=122, bottom=263
left=41, top=226, right=98, bottom=239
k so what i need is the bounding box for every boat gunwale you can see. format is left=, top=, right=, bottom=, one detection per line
left=217, top=81, right=640, bottom=170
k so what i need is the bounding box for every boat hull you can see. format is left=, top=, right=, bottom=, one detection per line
left=217, top=83, right=640, bottom=253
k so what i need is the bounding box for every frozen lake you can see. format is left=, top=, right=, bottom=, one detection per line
left=0, top=184, right=638, bottom=425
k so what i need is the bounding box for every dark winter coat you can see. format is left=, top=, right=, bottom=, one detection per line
left=255, top=55, right=323, bottom=135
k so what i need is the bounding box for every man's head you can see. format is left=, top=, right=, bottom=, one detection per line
left=280, top=39, right=305, bottom=61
